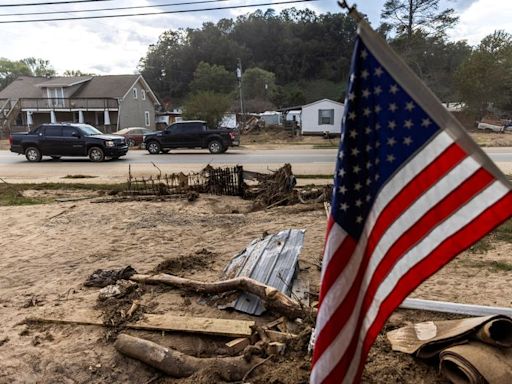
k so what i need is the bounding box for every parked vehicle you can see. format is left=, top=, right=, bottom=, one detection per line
left=9, top=123, right=128, bottom=162
left=143, top=120, right=240, bottom=154
left=112, top=127, right=154, bottom=147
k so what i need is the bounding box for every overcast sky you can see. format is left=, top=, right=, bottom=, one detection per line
left=0, top=0, right=510, bottom=75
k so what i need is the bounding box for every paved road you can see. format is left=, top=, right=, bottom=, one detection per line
left=0, top=148, right=338, bottom=165
left=1, top=147, right=512, bottom=164
left=0, top=147, right=510, bottom=182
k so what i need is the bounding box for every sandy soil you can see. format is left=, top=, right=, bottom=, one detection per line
left=0, top=192, right=510, bottom=383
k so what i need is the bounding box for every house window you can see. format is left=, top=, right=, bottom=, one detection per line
left=133, top=88, right=138, bottom=99
left=144, top=111, right=150, bottom=126
left=318, top=109, right=334, bottom=125
left=47, top=87, right=64, bottom=107
left=141, top=89, right=146, bottom=100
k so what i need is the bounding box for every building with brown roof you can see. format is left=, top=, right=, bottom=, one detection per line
left=0, top=75, right=160, bottom=133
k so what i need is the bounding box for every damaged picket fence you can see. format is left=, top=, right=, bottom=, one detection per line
left=126, top=164, right=245, bottom=197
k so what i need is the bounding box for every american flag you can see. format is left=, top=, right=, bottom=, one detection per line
left=310, top=20, right=512, bottom=384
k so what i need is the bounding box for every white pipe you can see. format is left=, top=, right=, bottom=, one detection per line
left=400, top=298, right=512, bottom=317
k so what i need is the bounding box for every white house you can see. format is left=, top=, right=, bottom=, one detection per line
left=300, top=98, right=344, bottom=135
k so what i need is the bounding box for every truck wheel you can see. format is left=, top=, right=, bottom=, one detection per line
left=88, top=147, right=105, bottom=162
left=147, top=141, right=161, bottom=154
left=25, top=147, right=42, bottom=162
left=208, top=140, right=224, bottom=154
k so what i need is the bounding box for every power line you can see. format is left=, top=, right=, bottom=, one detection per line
left=0, top=0, right=230, bottom=17
left=0, top=0, right=318, bottom=23
left=0, top=0, right=112, bottom=7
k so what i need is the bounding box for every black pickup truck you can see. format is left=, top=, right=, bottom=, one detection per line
left=143, top=120, right=239, bottom=154
left=10, top=123, right=128, bottom=162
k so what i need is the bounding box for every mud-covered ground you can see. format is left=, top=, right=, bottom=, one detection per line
left=0, top=192, right=510, bottom=383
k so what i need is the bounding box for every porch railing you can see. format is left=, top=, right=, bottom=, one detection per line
left=14, top=97, right=119, bottom=110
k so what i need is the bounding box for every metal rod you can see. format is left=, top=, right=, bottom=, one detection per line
left=400, top=298, right=512, bottom=317
left=337, top=0, right=364, bottom=22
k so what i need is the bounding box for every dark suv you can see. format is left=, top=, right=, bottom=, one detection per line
left=9, top=123, right=128, bottom=162
left=143, top=120, right=239, bottom=154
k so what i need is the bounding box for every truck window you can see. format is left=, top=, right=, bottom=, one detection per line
left=173, top=124, right=189, bottom=134
left=188, top=123, right=205, bottom=133
left=63, top=127, right=79, bottom=137
left=45, top=126, right=62, bottom=136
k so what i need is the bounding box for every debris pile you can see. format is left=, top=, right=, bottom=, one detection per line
left=245, top=163, right=298, bottom=209
left=25, top=231, right=316, bottom=382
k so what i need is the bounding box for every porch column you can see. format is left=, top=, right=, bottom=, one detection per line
left=50, top=110, right=56, bottom=123
left=26, top=111, right=33, bottom=126
left=78, top=110, right=84, bottom=123
left=104, top=110, right=111, bottom=125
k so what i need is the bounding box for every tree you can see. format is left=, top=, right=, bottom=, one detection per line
left=21, top=57, right=55, bottom=77
left=381, top=0, right=458, bottom=38
left=242, top=67, right=277, bottom=101
left=455, top=31, right=512, bottom=117
left=190, top=62, right=235, bottom=94
left=182, top=91, right=232, bottom=128
left=390, top=31, right=471, bottom=101
left=0, top=58, right=31, bottom=90
left=63, top=69, right=95, bottom=77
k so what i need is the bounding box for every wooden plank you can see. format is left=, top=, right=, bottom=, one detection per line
left=130, top=314, right=254, bottom=337
left=263, top=316, right=285, bottom=330
left=225, top=337, right=251, bottom=354
left=400, top=298, right=512, bottom=317
left=265, top=330, right=298, bottom=343
left=27, top=310, right=255, bottom=338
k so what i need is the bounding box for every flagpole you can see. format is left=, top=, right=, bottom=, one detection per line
left=337, top=0, right=364, bottom=22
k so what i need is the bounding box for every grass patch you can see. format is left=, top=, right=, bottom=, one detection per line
left=461, top=259, right=512, bottom=272
left=62, top=175, right=98, bottom=179
left=312, top=143, right=339, bottom=149
left=0, top=182, right=126, bottom=206
left=495, top=218, right=512, bottom=243
left=468, top=238, right=494, bottom=253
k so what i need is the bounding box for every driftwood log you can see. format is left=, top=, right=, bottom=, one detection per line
left=115, top=334, right=263, bottom=381
left=130, top=274, right=316, bottom=320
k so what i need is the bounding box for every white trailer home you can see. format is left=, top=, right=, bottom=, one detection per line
left=300, top=98, right=344, bottom=135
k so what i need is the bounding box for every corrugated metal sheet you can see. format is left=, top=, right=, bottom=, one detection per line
left=222, top=229, right=305, bottom=315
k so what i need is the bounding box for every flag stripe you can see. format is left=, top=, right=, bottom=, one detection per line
left=313, top=142, right=467, bottom=363
left=320, top=220, right=348, bottom=282
left=338, top=183, right=512, bottom=383
left=315, top=133, right=457, bottom=335
left=319, top=233, right=356, bottom=304
left=311, top=157, right=487, bottom=382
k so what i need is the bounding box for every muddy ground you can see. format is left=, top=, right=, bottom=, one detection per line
left=0, top=190, right=510, bottom=383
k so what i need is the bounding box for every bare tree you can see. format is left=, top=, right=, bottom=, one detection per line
left=381, top=0, right=458, bottom=38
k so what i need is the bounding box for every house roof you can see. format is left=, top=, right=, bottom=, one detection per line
left=35, top=76, right=92, bottom=87
left=0, top=76, right=47, bottom=99
left=301, top=98, right=344, bottom=109
left=75, top=75, right=140, bottom=98
left=0, top=74, right=159, bottom=104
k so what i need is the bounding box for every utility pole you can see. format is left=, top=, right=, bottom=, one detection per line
left=236, top=58, right=245, bottom=131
